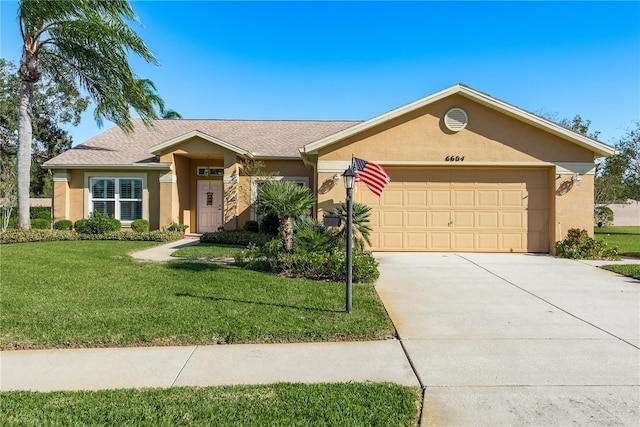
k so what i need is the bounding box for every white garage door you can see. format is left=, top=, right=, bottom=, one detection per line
left=358, top=168, right=549, bottom=252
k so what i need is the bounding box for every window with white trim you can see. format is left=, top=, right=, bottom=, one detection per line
left=90, top=178, right=143, bottom=221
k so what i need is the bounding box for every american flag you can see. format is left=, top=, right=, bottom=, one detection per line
left=352, top=157, right=390, bottom=196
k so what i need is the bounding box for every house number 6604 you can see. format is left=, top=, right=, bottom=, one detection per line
left=445, top=156, right=465, bottom=162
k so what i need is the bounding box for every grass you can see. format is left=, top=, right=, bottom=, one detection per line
left=0, top=241, right=395, bottom=350
left=594, top=226, right=640, bottom=257
left=0, top=383, right=421, bottom=426
left=171, top=243, right=246, bottom=259
left=594, top=226, right=640, bottom=281
left=600, top=264, right=640, bottom=280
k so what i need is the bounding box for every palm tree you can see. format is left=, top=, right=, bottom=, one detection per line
left=327, top=201, right=373, bottom=251
left=256, top=181, right=315, bottom=253
left=16, top=0, right=160, bottom=228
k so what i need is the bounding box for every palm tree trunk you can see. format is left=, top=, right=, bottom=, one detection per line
left=281, top=216, right=294, bottom=253
left=17, top=79, right=33, bottom=229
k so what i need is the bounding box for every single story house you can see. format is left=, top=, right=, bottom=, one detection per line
left=44, top=84, right=615, bottom=253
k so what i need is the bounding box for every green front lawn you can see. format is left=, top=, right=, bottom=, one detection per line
left=0, top=383, right=420, bottom=426
left=594, top=226, right=640, bottom=257
left=171, top=243, right=246, bottom=259
left=0, top=241, right=394, bottom=350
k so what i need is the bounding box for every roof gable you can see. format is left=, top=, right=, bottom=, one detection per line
left=301, top=84, right=616, bottom=157
left=149, top=130, right=253, bottom=157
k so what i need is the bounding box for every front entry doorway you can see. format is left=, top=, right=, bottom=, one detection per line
left=197, top=180, right=223, bottom=233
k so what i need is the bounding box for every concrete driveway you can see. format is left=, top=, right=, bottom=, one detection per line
left=375, top=253, right=639, bottom=426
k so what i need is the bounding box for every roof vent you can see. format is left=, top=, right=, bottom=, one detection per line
left=444, top=108, right=468, bottom=132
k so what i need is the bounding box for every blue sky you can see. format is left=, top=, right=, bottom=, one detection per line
left=1, top=1, right=639, bottom=146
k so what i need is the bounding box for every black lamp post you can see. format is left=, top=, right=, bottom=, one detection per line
left=342, top=166, right=356, bottom=313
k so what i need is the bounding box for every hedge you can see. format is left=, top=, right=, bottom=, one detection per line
left=1, top=229, right=183, bottom=245
left=201, top=230, right=273, bottom=247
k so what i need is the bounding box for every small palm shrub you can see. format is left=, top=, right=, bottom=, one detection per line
left=556, top=228, right=619, bottom=260
left=131, top=219, right=150, bottom=233
left=54, top=220, right=73, bottom=230
left=326, top=202, right=373, bottom=251
left=293, top=216, right=336, bottom=253
left=30, top=218, right=50, bottom=229
left=594, top=206, right=614, bottom=227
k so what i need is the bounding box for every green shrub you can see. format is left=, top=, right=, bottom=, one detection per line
left=556, top=228, right=619, bottom=260
left=201, top=230, right=272, bottom=247
left=242, top=220, right=260, bottom=233
left=594, top=206, right=614, bottom=227
left=236, top=243, right=380, bottom=283
left=30, top=206, right=51, bottom=220
left=75, top=211, right=121, bottom=234
left=53, top=220, right=73, bottom=230
left=30, top=218, right=50, bottom=229
left=74, top=219, right=90, bottom=233
left=131, top=219, right=150, bottom=233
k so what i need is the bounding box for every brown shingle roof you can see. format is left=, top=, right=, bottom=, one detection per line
left=45, top=119, right=361, bottom=167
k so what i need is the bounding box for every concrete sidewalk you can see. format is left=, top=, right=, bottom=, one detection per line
left=130, top=237, right=200, bottom=261
left=0, top=340, right=419, bottom=392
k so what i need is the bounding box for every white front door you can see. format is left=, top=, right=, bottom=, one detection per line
left=198, top=180, right=223, bottom=233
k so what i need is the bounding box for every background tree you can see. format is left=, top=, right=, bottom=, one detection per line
left=1, top=59, right=88, bottom=196
left=16, top=0, right=162, bottom=228
left=256, top=180, right=315, bottom=253
left=596, top=122, right=640, bottom=204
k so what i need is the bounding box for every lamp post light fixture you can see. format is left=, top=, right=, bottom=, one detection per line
left=343, top=166, right=356, bottom=313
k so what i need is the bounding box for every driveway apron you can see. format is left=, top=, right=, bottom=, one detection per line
left=375, top=253, right=640, bottom=426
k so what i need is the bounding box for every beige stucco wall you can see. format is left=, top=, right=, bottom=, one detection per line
left=319, top=95, right=593, bottom=163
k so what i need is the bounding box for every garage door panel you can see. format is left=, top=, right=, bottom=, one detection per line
left=382, top=189, right=404, bottom=206
left=453, top=233, right=475, bottom=250
left=477, top=233, right=499, bottom=250
left=407, top=211, right=427, bottom=227
left=429, top=211, right=451, bottom=228
left=477, top=211, right=499, bottom=228
left=502, top=233, right=524, bottom=251
left=382, top=211, right=403, bottom=227
left=407, top=190, right=428, bottom=206
left=502, top=190, right=525, bottom=207
left=453, top=211, right=474, bottom=227
left=453, top=190, right=475, bottom=207
left=381, top=232, right=403, bottom=249
left=502, top=211, right=524, bottom=228
left=429, top=232, right=451, bottom=250
left=407, top=232, right=427, bottom=249
left=369, top=211, right=380, bottom=227
left=430, top=190, right=451, bottom=207
left=478, top=190, right=499, bottom=207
